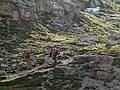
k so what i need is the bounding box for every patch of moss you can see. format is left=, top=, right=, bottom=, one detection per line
left=36, top=56, right=46, bottom=65
left=99, top=35, right=108, bottom=44
left=34, top=48, right=45, bottom=54
left=103, top=45, right=120, bottom=55
left=84, top=45, right=120, bottom=55
left=24, top=39, right=36, bottom=44
left=0, top=87, right=11, bottom=90
left=51, top=33, right=66, bottom=42
left=30, top=33, right=39, bottom=38
left=35, top=41, right=49, bottom=47
left=62, top=44, right=71, bottom=50
left=14, top=48, right=22, bottom=53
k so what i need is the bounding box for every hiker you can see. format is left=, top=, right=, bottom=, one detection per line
left=50, top=45, right=60, bottom=63
left=23, top=46, right=32, bottom=69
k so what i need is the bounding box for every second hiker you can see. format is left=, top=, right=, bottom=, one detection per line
left=50, top=45, right=60, bottom=63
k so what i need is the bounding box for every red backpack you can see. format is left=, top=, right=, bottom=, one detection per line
left=52, top=48, right=60, bottom=55
left=23, top=49, right=30, bottom=59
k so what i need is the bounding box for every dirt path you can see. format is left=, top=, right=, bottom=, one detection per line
left=0, top=54, right=73, bottom=83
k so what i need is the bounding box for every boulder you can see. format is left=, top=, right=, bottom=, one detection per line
left=72, top=55, right=114, bottom=81
left=82, top=77, right=104, bottom=90
left=117, top=23, right=120, bottom=28
left=80, top=35, right=100, bottom=45
left=94, top=0, right=101, bottom=6
left=0, top=63, right=8, bottom=68
left=108, top=34, right=120, bottom=40
left=115, top=0, right=120, bottom=3
left=106, top=40, right=118, bottom=47
left=73, top=55, right=98, bottom=64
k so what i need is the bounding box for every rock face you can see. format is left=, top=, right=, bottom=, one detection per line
left=0, top=0, right=103, bottom=22
left=72, top=55, right=115, bottom=81
left=106, top=34, right=120, bottom=47
left=0, top=0, right=37, bottom=21
left=79, top=35, right=100, bottom=45
left=0, top=0, right=38, bottom=57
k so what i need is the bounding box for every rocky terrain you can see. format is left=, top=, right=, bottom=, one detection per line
left=0, top=0, right=120, bottom=90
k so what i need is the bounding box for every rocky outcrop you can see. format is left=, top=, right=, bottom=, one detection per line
left=71, top=55, right=115, bottom=81
left=0, top=0, right=38, bottom=57
left=0, top=0, right=102, bottom=21
left=0, top=0, right=37, bottom=21
left=108, top=34, right=120, bottom=40
left=106, top=34, right=120, bottom=47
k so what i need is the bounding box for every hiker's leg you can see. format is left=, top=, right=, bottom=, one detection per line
left=49, top=51, right=52, bottom=57
left=26, top=58, right=32, bottom=69
left=53, top=55, right=57, bottom=63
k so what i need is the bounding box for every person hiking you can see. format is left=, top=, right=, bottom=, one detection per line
left=50, top=45, right=60, bottom=63
left=23, top=46, right=32, bottom=69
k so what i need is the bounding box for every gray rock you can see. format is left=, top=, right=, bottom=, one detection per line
left=28, top=77, right=33, bottom=80
left=117, top=23, right=120, bottom=28
left=108, top=34, right=120, bottom=40
left=82, top=77, right=104, bottom=89
left=115, top=0, right=120, bottom=3
left=0, top=63, right=8, bottom=68
left=80, top=35, right=100, bottom=45
left=106, top=40, right=118, bottom=47
left=94, top=0, right=101, bottom=6
left=73, top=55, right=113, bottom=64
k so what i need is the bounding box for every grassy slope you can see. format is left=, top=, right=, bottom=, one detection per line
left=0, top=0, right=120, bottom=89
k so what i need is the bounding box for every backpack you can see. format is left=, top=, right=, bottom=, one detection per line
left=52, top=48, right=60, bottom=56
left=23, top=49, right=30, bottom=58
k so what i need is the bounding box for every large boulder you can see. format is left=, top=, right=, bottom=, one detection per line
left=106, top=40, right=118, bottom=47
left=117, top=22, right=120, bottom=28
left=115, top=0, right=120, bottom=3
left=79, top=35, right=100, bottom=45
left=108, top=34, right=120, bottom=40
left=106, top=34, right=120, bottom=47
left=72, top=55, right=114, bottom=81
left=73, top=55, right=98, bottom=64
left=73, top=55, right=113, bottom=64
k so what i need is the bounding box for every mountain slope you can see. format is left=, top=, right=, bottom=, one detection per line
left=0, top=0, right=120, bottom=90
